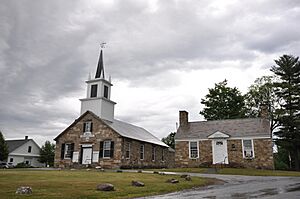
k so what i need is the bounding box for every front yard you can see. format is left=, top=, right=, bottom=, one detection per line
left=154, top=168, right=300, bottom=177
left=0, top=169, right=214, bottom=199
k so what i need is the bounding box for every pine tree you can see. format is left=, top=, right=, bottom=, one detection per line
left=0, top=131, right=9, bottom=162
left=271, top=54, right=300, bottom=170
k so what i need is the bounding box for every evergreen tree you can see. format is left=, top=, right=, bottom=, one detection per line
left=271, top=54, right=300, bottom=171
left=200, top=80, right=246, bottom=120
left=39, top=141, right=55, bottom=167
left=0, top=131, right=9, bottom=162
left=162, top=132, right=176, bottom=149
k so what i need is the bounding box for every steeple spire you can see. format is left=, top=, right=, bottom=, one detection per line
left=95, top=49, right=105, bottom=79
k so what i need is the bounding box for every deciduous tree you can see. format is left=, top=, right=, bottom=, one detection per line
left=200, top=80, right=246, bottom=120
left=39, top=141, right=55, bottom=167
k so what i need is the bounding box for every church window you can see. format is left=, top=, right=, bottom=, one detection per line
left=10, top=158, right=13, bottom=163
left=140, top=144, right=144, bottom=160
left=83, top=121, right=93, bottom=132
left=91, top=84, right=98, bottom=98
left=99, top=140, right=114, bottom=158
left=125, top=141, right=131, bottom=159
left=152, top=146, right=156, bottom=161
left=61, top=143, right=74, bottom=159
left=103, top=85, right=109, bottom=98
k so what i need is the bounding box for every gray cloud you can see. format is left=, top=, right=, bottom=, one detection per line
left=0, top=0, right=300, bottom=145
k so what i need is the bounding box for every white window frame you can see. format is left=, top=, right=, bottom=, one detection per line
left=140, top=144, right=144, bottom=160
left=189, top=141, right=199, bottom=159
left=64, top=143, right=73, bottom=159
left=125, top=142, right=131, bottom=159
left=103, top=140, right=111, bottom=158
left=242, top=139, right=255, bottom=159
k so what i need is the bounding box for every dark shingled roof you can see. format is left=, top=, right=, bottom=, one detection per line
left=175, top=118, right=270, bottom=140
left=5, top=139, right=31, bottom=153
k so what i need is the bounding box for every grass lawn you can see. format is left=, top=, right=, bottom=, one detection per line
left=0, top=170, right=214, bottom=199
left=153, top=168, right=300, bottom=177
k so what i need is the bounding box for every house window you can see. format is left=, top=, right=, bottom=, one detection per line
left=28, top=146, right=32, bottom=153
left=103, top=85, right=109, bottom=98
left=83, top=121, right=93, bottom=132
left=140, top=144, right=144, bottom=160
left=64, top=143, right=74, bottom=159
left=9, top=158, right=13, bottom=163
left=243, top=139, right=254, bottom=159
left=91, top=84, right=98, bottom=98
left=189, top=141, right=199, bottom=159
left=103, top=141, right=112, bottom=158
left=125, top=142, right=131, bottom=159
left=162, top=149, right=165, bottom=162
left=152, top=146, right=156, bottom=161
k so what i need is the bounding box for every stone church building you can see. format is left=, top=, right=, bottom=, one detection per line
left=175, top=109, right=274, bottom=169
left=54, top=49, right=174, bottom=169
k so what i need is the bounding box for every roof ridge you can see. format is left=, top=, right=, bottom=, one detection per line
left=188, top=117, right=262, bottom=124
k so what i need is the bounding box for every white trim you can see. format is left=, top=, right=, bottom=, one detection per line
left=242, top=139, right=255, bottom=159
left=81, top=144, right=93, bottom=147
left=125, top=142, right=131, bottom=159
left=189, top=141, right=199, bottom=159
left=208, top=131, right=230, bottom=139
left=9, top=153, right=40, bottom=157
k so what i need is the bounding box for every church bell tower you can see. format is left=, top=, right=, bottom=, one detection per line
left=80, top=48, right=116, bottom=121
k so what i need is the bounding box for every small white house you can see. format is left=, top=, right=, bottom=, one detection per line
left=5, top=136, right=44, bottom=167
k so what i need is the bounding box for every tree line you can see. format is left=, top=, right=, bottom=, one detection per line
left=162, top=54, right=300, bottom=171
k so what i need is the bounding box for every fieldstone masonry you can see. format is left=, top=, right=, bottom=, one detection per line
left=55, top=112, right=174, bottom=169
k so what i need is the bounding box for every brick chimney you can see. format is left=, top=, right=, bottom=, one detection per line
left=25, top=136, right=28, bottom=140
left=260, top=104, right=269, bottom=119
left=179, top=110, right=188, bottom=127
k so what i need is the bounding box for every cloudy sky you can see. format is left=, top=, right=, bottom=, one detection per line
left=1, top=0, right=299, bottom=146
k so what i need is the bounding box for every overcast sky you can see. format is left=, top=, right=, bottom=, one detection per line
left=1, top=0, right=300, bottom=146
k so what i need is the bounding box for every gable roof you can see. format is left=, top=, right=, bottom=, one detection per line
left=5, top=139, right=31, bottom=153
left=55, top=111, right=169, bottom=147
left=175, top=118, right=270, bottom=140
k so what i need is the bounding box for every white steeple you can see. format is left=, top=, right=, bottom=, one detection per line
left=79, top=48, right=116, bottom=121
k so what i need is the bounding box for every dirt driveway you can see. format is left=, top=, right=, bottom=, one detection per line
left=142, top=172, right=300, bottom=199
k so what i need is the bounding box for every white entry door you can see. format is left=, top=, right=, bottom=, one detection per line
left=82, top=148, right=92, bottom=164
left=212, top=139, right=228, bottom=164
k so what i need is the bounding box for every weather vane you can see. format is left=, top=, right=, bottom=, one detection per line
left=100, top=42, right=106, bottom=48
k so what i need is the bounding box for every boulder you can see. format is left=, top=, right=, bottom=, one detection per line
left=159, top=172, right=165, bottom=175
left=116, top=169, right=123, bottom=173
left=132, top=180, right=145, bottom=187
left=185, top=176, right=192, bottom=181
left=166, top=179, right=179, bottom=183
left=137, top=170, right=142, bottom=173
left=96, top=183, right=114, bottom=191
left=16, top=186, right=32, bottom=194
left=153, top=171, right=159, bottom=174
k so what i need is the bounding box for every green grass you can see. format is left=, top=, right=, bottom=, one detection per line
left=152, top=168, right=300, bottom=177
left=0, top=170, right=213, bottom=199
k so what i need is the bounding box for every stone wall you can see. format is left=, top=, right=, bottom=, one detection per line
left=227, top=139, right=274, bottom=169
left=175, top=139, right=274, bottom=169
left=175, top=140, right=212, bottom=167
left=120, top=138, right=174, bottom=169
left=55, top=112, right=174, bottom=169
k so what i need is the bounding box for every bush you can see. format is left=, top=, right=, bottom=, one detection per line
left=15, top=162, right=33, bottom=168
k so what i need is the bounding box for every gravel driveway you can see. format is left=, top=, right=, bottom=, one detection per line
left=140, top=172, right=300, bottom=199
